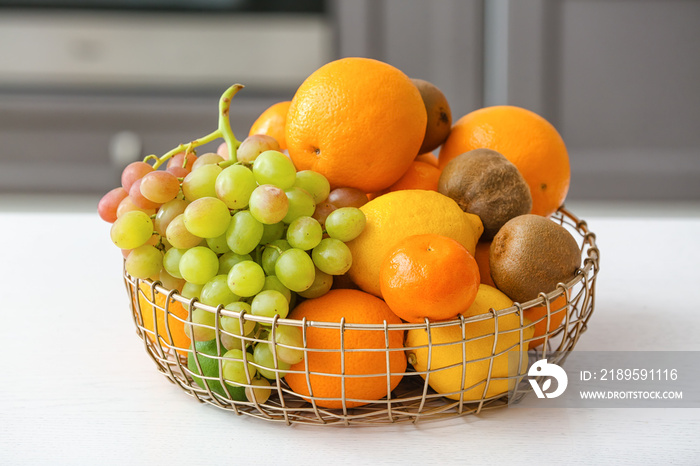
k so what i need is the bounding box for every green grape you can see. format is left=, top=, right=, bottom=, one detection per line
left=237, top=134, right=281, bottom=165
left=261, top=239, right=290, bottom=275
left=154, top=198, right=189, bottom=236
left=268, top=325, right=304, bottom=365
left=260, top=221, right=286, bottom=244
left=225, top=210, right=264, bottom=255
left=158, top=269, right=185, bottom=292
left=182, top=164, right=222, bottom=201
left=183, top=197, right=231, bottom=238
left=200, top=274, right=240, bottom=307
left=166, top=214, right=202, bottom=249
left=286, top=216, right=323, bottom=250
left=324, top=207, right=366, bottom=242
left=218, top=251, right=253, bottom=275
left=294, top=170, right=330, bottom=204
left=191, top=152, right=223, bottom=170
left=283, top=187, right=316, bottom=224
left=252, top=150, right=296, bottom=189
left=163, top=247, right=186, bottom=278
left=311, top=238, right=352, bottom=275
left=253, top=341, right=291, bottom=380
left=245, top=377, right=272, bottom=404
left=248, top=184, right=288, bottom=224
left=261, top=275, right=292, bottom=303
left=125, top=244, right=163, bottom=279
left=227, top=260, right=265, bottom=297
left=220, top=301, right=255, bottom=350
left=181, top=281, right=203, bottom=299
left=274, top=248, right=315, bottom=292
left=251, top=290, right=289, bottom=321
left=222, top=349, right=256, bottom=385
left=185, top=307, right=216, bottom=342
left=179, top=246, right=219, bottom=285
left=215, top=164, right=257, bottom=209
left=206, top=233, right=230, bottom=254
left=298, top=267, right=333, bottom=299
left=110, top=210, right=153, bottom=250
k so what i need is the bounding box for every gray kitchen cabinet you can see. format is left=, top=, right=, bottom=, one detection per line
left=1, top=0, right=698, bottom=200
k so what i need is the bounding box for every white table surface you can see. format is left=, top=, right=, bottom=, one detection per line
left=1, top=196, right=700, bottom=465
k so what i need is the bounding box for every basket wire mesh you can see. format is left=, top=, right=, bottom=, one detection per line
left=124, top=207, right=599, bottom=426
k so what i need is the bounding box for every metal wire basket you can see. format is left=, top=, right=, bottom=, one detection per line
left=124, top=206, right=599, bottom=426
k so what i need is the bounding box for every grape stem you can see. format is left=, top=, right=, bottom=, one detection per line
left=149, top=84, right=245, bottom=169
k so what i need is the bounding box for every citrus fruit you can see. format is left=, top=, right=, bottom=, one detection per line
left=248, top=101, right=291, bottom=150
left=369, top=160, right=441, bottom=199
left=285, top=57, right=427, bottom=193
left=187, top=339, right=247, bottom=401
left=284, top=289, right=406, bottom=409
left=380, top=234, right=480, bottom=323
left=415, top=152, right=439, bottom=167
left=347, top=190, right=483, bottom=297
left=525, top=295, right=568, bottom=349
left=438, top=105, right=570, bottom=217
left=406, top=284, right=534, bottom=401
left=134, top=282, right=190, bottom=356
left=473, top=241, right=495, bottom=287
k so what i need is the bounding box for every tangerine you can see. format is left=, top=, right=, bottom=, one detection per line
left=249, top=101, right=291, bottom=151
left=525, top=295, right=568, bottom=349
left=438, top=106, right=570, bottom=217
left=380, top=234, right=480, bottom=323
left=369, top=160, right=441, bottom=199
left=474, top=240, right=496, bottom=287
left=284, top=289, right=406, bottom=409
left=285, top=57, right=427, bottom=193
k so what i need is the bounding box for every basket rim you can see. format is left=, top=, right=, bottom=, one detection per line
left=130, top=206, right=598, bottom=332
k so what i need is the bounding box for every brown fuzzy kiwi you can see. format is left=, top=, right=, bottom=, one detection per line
left=438, top=148, right=532, bottom=240
left=411, top=78, right=452, bottom=153
left=489, top=214, right=580, bottom=303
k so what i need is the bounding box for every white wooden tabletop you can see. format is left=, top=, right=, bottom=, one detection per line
left=1, top=199, right=699, bottom=465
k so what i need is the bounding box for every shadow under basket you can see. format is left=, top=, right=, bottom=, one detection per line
left=124, top=207, right=599, bottom=426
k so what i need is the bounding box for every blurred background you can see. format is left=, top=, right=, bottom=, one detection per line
left=0, top=0, right=699, bottom=209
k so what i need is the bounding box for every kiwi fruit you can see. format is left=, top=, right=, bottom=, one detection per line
left=489, top=214, right=580, bottom=303
left=411, top=78, right=452, bottom=153
left=438, top=148, right=532, bottom=240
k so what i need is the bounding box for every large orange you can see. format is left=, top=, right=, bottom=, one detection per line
left=134, top=282, right=190, bottom=356
left=249, top=101, right=291, bottom=151
left=380, top=234, right=480, bottom=323
left=438, top=106, right=570, bottom=217
left=285, top=57, right=427, bottom=193
left=284, top=289, right=406, bottom=409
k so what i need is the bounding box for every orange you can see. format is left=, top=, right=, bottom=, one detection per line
left=285, top=57, right=427, bottom=193
left=474, top=241, right=496, bottom=287
left=249, top=101, right=291, bottom=150
left=369, top=160, right=441, bottom=200
left=524, top=295, right=568, bottom=349
left=415, top=152, right=439, bottom=167
left=284, top=289, right=406, bottom=409
left=438, top=106, right=570, bottom=217
left=380, top=234, right=480, bottom=323
left=134, top=282, right=190, bottom=356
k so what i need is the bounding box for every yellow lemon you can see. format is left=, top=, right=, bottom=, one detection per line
left=347, top=190, right=483, bottom=297
left=405, top=284, right=533, bottom=401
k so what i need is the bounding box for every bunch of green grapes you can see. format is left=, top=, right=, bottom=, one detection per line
left=97, top=85, right=368, bottom=403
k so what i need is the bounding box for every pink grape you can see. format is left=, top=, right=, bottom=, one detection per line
left=116, top=196, right=156, bottom=218
left=121, top=161, right=154, bottom=192
left=98, top=187, right=128, bottom=223
left=129, top=178, right=162, bottom=210
left=328, top=187, right=368, bottom=208
left=166, top=152, right=197, bottom=178
left=140, top=170, right=180, bottom=204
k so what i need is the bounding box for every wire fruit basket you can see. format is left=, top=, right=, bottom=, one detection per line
left=124, top=206, right=599, bottom=426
